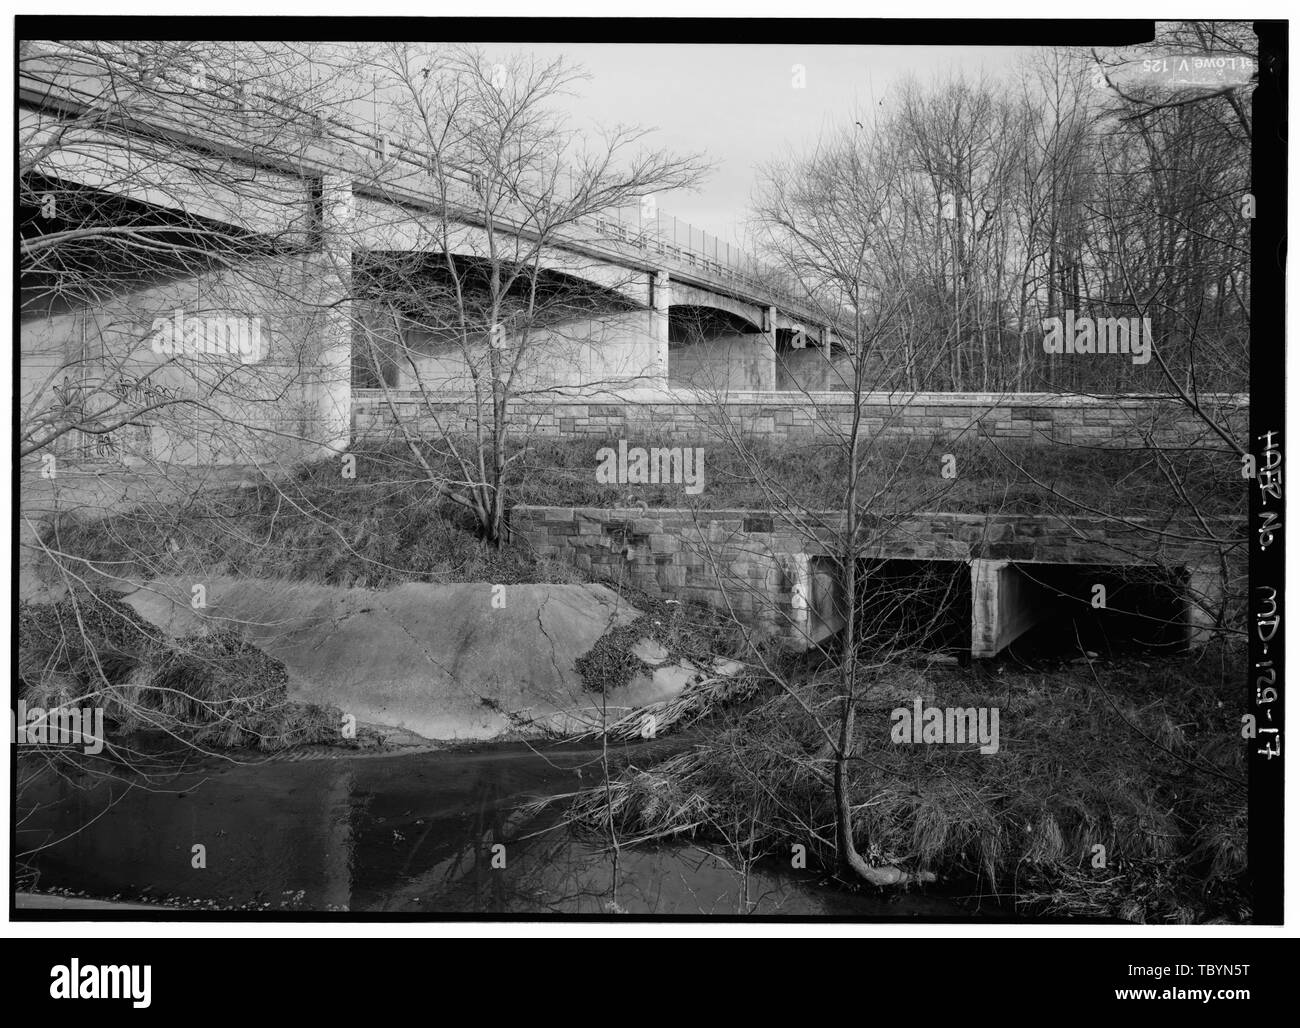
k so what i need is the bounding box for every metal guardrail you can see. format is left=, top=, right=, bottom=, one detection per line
left=581, top=208, right=805, bottom=310
left=21, top=41, right=814, bottom=318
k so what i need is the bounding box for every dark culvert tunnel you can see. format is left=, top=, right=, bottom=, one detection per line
left=812, top=558, right=1192, bottom=664
left=997, top=563, right=1191, bottom=661
left=851, top=558, right=972, bottom=659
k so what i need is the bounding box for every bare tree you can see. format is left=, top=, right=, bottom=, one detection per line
left=343, top=43, right=708, bottom=544
left=687, top=118, right=956, bottom=886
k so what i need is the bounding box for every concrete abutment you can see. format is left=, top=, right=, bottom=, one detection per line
left=970, top=559, right=1054, bottom=659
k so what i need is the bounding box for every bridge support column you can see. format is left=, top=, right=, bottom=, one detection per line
left=971, top=559, right=1052, bottom=658
left=651, top=270, right=670, bottom=385
left=314, top=174, right=353, bottom=455
left=763, top=305, right=778, bottom=392
left=1184, top=565, right=1224, bottom=647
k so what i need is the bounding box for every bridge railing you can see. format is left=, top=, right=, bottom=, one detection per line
left=580, top=205, right=808, bottom=311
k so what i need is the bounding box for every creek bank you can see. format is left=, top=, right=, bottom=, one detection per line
left=556, top=653, right=1249, bottom=922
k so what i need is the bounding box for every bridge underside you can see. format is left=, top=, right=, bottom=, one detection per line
left=352, top=251, right=655, bottom=391
left=668, top=304, right=769, bottom=391
left=19, top=105, right=884, bottom=409
left=20, top=172, right=278, bottom=321
left=667, top=305, right=852, bottom=393
left=19, top=168, right=352, bottom=467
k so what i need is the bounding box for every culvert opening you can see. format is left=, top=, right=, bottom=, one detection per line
left=1002, top=563, right=1189, bottom=660
left=852, top=558, right=971, bottom=658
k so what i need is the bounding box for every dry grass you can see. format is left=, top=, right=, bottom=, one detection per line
left=474, top=432, right=1243, bottom=518
left=35, top=432, right=1241, bottom=598
left=19, top=592, right=341, bottom=752
left=545, top=651, right=1249, bottom=923
left=568, top=667, right=764, bottom=742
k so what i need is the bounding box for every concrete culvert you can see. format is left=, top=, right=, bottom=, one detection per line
left=994, top=563, right=1190, bottom=661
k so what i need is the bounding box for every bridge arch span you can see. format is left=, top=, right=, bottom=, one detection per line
left=352, top=249, right=661, bottom=393
left=667, top=301, right=774, bottom=392
left=666, top=280, right=766, bottom=329
left=351, top=197, right=654, bottom=309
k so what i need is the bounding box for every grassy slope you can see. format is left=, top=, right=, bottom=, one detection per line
left=481, top=432, right=1242, bottom=518
left=39, top=434, right=1241, bottom=593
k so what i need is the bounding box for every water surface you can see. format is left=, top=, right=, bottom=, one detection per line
left=18, top=741, right=968, bottom=917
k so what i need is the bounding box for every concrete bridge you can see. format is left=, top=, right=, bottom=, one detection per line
left=20, top=40, right=844, bottom=467
left=19, top=41, right=1246, bottom=456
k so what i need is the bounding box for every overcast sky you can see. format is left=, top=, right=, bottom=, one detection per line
left=477, top=43, right=1031, bottom=249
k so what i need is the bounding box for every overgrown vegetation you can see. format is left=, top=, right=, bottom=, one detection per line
left=33, top=433, right=1242, bottom=596
left=573, top=592, right=763, bottom=698
left=18, top=594, right=341, bottom=752
left=555, top=649, right=1249, bottom=923
left=468, top=432, right=1241, bottom=518
left=574, top=618, right=656, bottom=695
left=35, top=457, right=569, bottom=592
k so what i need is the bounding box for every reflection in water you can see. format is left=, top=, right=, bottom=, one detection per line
left=17, top=742, right=964, bottom=917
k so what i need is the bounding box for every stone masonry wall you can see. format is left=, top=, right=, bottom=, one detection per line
left=355, top=390, right=1247, bottom=450
left=510, top=505, right=1244, bottom=650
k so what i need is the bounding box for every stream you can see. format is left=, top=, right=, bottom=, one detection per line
left=17, top=739, right=972, bottom=917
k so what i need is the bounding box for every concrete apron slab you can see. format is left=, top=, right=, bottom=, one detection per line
left=121, top=576, right=688, bottom=741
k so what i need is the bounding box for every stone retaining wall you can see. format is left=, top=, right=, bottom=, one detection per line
left=510, top=505, right=1244, bottom=650
left=355, top=390, right=1247, bottom=450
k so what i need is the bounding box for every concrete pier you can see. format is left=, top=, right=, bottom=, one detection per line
left=970, top=559, right=1053, bottom=658
left=1184, top=565, right=1225, bottom=646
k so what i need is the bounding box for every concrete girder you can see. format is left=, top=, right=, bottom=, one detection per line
left=667, top=280, right=765, bottom=333
left=20, top=109, right=307, bottom=237
left=352, top=198, right=654, bottom=309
